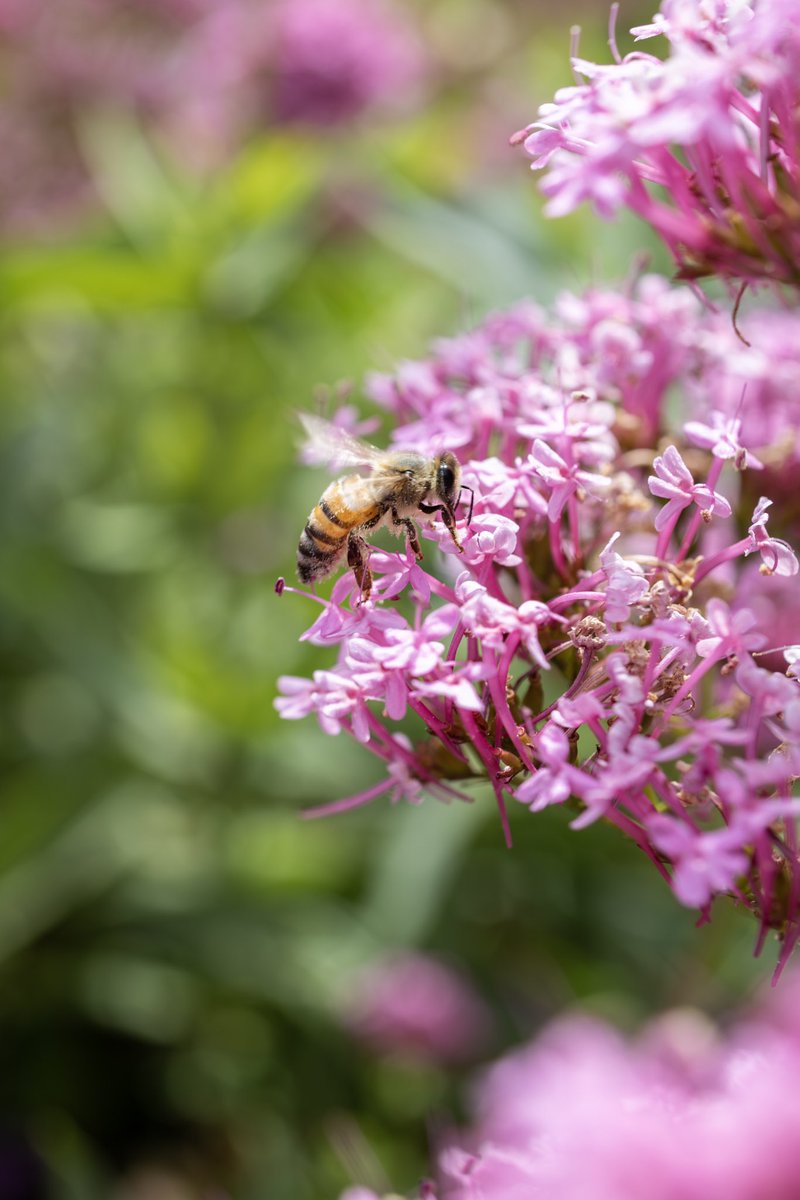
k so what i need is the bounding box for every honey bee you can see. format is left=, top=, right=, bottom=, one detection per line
left=297, top=413, right=472, bottom=601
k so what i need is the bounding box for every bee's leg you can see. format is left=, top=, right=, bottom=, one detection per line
left=390, top=508, right=423, bottom=561
left=347, top=532, right=372, bottom=603
left=418, top=502, right=463, bottom=553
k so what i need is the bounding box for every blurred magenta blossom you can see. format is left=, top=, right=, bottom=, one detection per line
left=270, top=0, right=425, bottom=126
left=341, top=976, right=800, bottom=1199
left=277, top=273, right=800, bottom=972
left=170, top=0, right=426, bottom=165
left=515, top=0, right=800, bottom=289
left=0, top=0, right=426, bottom=231
left=344, top=953, right=491, bottom=1065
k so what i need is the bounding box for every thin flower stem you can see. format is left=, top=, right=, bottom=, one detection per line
left=459, top=708, right=513, bottom=848
left=302, top=778, right=396, bottom=819
left=694, top=537, right=750, bottom=584
left=548, top=517, right=570, bottom=580
left=486, top=639, right=536, bottom=772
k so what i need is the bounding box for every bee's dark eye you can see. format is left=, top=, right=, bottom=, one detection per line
left=438, top=463, right=456, bottom=496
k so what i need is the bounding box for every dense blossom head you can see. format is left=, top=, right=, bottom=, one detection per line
left=277, top=275, right=800, bottom=972
left=515, top=0, right=800, bottom=290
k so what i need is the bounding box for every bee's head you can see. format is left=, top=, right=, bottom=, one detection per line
left=434, top=452, right=462, bottom=514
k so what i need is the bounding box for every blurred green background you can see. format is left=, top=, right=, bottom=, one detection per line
left=0, top=2, right=770, bottom=1197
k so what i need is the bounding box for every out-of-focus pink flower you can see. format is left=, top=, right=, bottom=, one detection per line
left=684, top=411, right=763, bottom=469
left=0, top=0, right=205, bottom=232
left=271, top=0, right=424, bottom=127
left=339, top=976, right=800, bottom=1198
left=344, top=953, right=491, bottom=1065
left=425, top=980, right=800, bottom=1199
left=647, top=814, right=749, bottom=905
left=686, top=306, right=800, bottom=480
left=168, top=0, right=427, bottom=167
left=0, top=0, right=427, bottom=234
left=733, top=561, right=800, bottom=670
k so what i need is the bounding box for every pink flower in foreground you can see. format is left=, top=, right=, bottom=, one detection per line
left=277, top=276, right=800, bottom=971
left=528, top=438, right=611, bottom=521
left=433, top=977, right=800, bottom=1200
left=340, top=976, right=800, bottom=1199
left=270, top=0, right=424, bottom=127
left=516, top=0, right=800, bottom=288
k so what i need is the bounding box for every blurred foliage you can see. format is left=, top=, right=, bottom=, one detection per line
left=0, top=2, right=772, bottom=1198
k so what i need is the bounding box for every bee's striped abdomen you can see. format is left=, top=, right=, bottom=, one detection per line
left=297, top=478, right=376, bottom=584
left=297, top=509, right=346, bottom=583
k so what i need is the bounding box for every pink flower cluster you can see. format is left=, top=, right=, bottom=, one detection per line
left=276, top=274, right=800, bottom=972
left=427, top=976, right=800, bottom=1199
left=515, top=0, right=800, bottom=289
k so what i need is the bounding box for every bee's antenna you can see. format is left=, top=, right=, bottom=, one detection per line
left=459, top=485, right=475, bottom=525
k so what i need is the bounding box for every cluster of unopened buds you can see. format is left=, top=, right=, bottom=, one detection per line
left=277, top=272, right=800, bottom=974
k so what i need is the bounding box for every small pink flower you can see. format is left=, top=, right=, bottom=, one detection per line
left=684, top=411, right=763, bottom=469
left=514, top=724, right=573, bottom=810
left=528, top=439, right=611, bottom=521
left=648, top=815, right=748, bottom=906
left=696, top=598, right=766, bottom=659
left=451, top=514, right=522, bottom=567
left=600, top=534, right=649, bottom=624
left=412, top=667, right=485, bottom=712
left=649, top=445, right=731, bottom=531
left=746, top=497, right=799, bottom=577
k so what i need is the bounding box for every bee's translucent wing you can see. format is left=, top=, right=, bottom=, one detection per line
left=298, top=412, right=384, bottom=471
